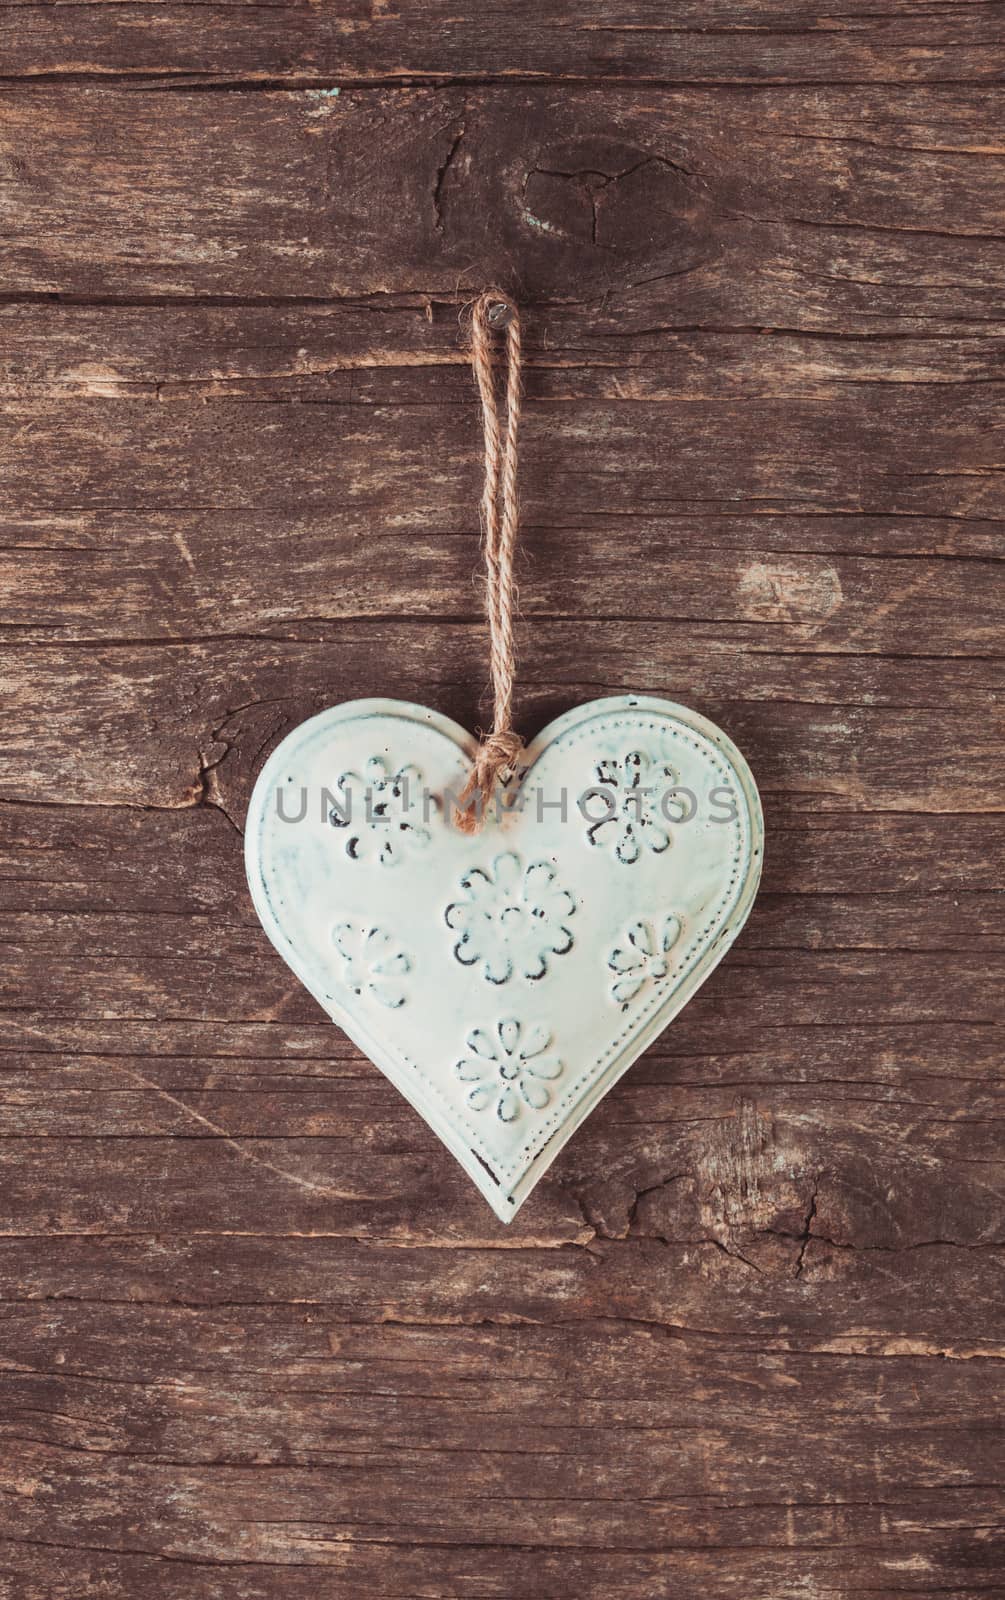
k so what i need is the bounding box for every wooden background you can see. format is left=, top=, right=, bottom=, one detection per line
left=1, top=8, right=1003, bottom=1598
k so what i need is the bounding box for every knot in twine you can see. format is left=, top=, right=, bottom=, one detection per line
left=454, top=289, right=525, bottom=833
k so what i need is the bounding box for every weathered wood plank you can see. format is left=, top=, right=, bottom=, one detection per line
left=3, top=393, right=994, bottom=519
left=2, top=634, right=1000, bottom=810
left=2, top=1, right=1004, bottom=86
left=4, top=525, right=1002, bottom=652
left=0, top=1033, right=999, bottom=1234
left=1, top=1435, right=1003, bottom=1584
left=1, top=801, right=999, bottom=906
left=0, top=313, right=1002, bottom=656
left=5, top=304, right=1005, bottom=403
left=0, top=87, right=1002, bottom=320
left=0, top=1539, right=999, bottom=1600
left=0, top=1231, right=1001, bottom=1351
left=2, top=918, right=993, bottom=1029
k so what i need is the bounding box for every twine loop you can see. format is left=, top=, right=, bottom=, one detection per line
left=454, top=289, right=524, bottom=832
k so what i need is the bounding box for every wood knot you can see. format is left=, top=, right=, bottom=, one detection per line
left=519, top=137, right=714, bottom=294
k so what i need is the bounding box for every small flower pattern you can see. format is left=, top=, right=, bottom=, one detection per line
left=456, top=1020, right=563, bottom=1122
left=333, top=922, right=411, bottom=1008
left=445, top=852, right=576, bottom=984
left=608, top=914, right=683, bottom=1008
left=584, top=749, right=678, bottom=864
left=328, top=756, right=431, bottom=867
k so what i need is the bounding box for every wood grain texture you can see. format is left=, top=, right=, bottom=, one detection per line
left=0, top=18, right=1003, bottom=1600
left=2, top=1, right=1005, bottom=86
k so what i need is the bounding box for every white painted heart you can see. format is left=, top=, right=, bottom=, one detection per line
left=245, top=695, right=763, bottom=1220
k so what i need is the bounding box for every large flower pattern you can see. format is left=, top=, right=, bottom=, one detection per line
left=333, top=922, right=411, bottom=1009
left=585, top=749, right=676, bottom=864
left=329, top=743, right=685, bottom=1135
left=328, top=756, right=431, bottom=867
left=455, top=1020, right=563, bottom=1123
left=608, top=915, right=683, bottom=1009
left=445, top=852, right=575, bottom=984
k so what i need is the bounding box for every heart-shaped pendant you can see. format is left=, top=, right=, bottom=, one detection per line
left=245, top=695, right=762, bottom=1220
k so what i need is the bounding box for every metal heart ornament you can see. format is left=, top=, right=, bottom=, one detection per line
left=245, top=694, right=763, bottom=1220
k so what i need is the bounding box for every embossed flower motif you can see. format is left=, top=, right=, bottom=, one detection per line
left=445, top=852, right=576, bottom=984
left=609, top=914, right=683, bottom=1009
left=586, top=749, right=675, bottom=865
left=332, top=923, right=411, bottom=1009
left=456, top=1020, right=563, bottom=1122
left=328, top=757, right=431, bottom=867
